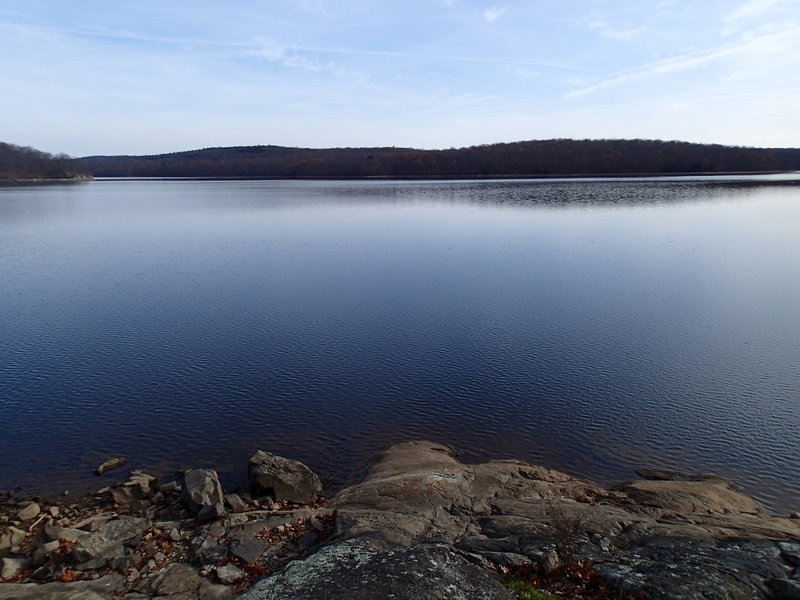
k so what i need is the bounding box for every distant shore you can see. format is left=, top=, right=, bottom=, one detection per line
left=0, top=176, right=93, bottom=184
left=90, top=170, right=797, bottom=182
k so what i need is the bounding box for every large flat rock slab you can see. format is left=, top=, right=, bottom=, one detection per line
left=240, top=537, right=514, bottom=600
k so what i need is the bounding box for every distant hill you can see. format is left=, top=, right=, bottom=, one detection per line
left=0, top=142, right=90, bottom=181
left=79, top=139, right=800, bottom=179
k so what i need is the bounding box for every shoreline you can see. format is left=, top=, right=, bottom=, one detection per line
left=0, top=176, right=93, bottom=184
left=1, top=441, right=799, bottom=599
left=89, top=170, right=799, bottom=181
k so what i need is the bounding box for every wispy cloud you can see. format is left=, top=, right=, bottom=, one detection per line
left=588, top=20, right=645, bottom=42
left=250, top=38, right=365, bottom=79
left=726, top=0, right=787, bottom=21
left=482, top=6, right=507, bottom=22
left=7, top=21, right=587, bottom=74
left=256, top=43, right=589, bottom=72
left=2, top=22, right=234, bottom=48
left=565, top=26, right=800, bottom=97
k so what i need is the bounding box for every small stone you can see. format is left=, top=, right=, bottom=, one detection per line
left=147, top=558, right=156, bottom=570
left=539, top=549, right=561, bottom=574
left=298, top=531, right=319, bottom=552
left=230, top=536, right=267, bottom=563
left=159, top=481, right=180, bottom=495
left=271, top=502, right=282, bottom=511
left=155, top=552, right=166, bottom=562
left=169, top=528, right=182, bottom=542
left=63, top=490, right=70, bottom=496
left=791, top=512, right=800, bottom=519
left=31, top=563, right=57, bottom=581
left=1, top=557, right=27, bottom=580
left=96, top=457, right=128, bottom=475
left=225, top=493, right=248, bottom=513
left=41, top=540, right=61, bottom=555
left=17, top=502, right=40, bottom=521
left=216, top=564, right=246, bottom=584
left=197, top=503, right=227, bottom=522
left=127, top=567, right=141, bottom=582
left=48, top=506, right=60, bottom=517
left=110, top=554, right=138, bottom=571
left=191, top=535, right=227, bottom=564
left=6, top=526, right=26, bottom=547
left=778, top=542, right=800, bottom=567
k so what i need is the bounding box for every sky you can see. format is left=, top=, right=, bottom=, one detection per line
left=1, top=0, right=799, bottom=156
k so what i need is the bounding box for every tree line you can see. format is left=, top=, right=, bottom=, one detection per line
left=0, top=142, right=90, bottom=180
left=79, top=139, right=800, bottom=178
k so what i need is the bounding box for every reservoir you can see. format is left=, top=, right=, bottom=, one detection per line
left=1, top=177, right=798, bottom=513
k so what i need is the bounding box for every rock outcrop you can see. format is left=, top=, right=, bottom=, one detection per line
left=243, top=441, right=800, bottom=600
left=2, top=441, right=799, bottom=599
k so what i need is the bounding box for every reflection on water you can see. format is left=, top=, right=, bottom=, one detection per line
left=1, top=177, right=799, bottom=513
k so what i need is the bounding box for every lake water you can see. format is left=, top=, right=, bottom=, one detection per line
left=1, top=177, right=799, bottom=513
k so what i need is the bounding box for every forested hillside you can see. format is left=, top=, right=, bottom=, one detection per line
left=80, top=139, right=800, bottom=178
left=0, top=142, right=90, bottom=180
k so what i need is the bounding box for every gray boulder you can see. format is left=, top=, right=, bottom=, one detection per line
left=189, top=533, right=227, bottom=565
left=249, top=451, right=322, bottom=505
left=1, top=557, right=28, bottom=581
left=0, top=526, right=27, bottom=550
left=42, top=523, right=87, bottom=543
left=216, top=563, right=246, bottom=584
left=95, top=457, right=127, bottom=475
left=71, top=517, right=150, bottom=566
left=147, top=562, right=233, bottom=600
left=108, top=470, right=157, bottom=507
left=181, top=469, right=227, bottom=520
left=17, top=502, right=40, bottom=522
left=230, top=535, right=267, bottom=564
left=225, top=492, right=248, bottom=513
left=240, top=537, right=514, bottom=600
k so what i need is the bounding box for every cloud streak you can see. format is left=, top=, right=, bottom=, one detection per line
left=726, top=0, right=788, bottom=21
left=482, top=6, right=507, bottom=22
left=565, top=26, right=800, bottom=98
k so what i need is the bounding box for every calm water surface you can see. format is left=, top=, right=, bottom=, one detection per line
left=1, top=177, right=799, bottom=513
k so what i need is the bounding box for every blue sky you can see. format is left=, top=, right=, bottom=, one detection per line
left=2, top=0, right=799, bottom=155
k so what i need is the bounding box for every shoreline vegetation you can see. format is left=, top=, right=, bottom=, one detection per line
left=4, top=138, right=800, bottom=182
left=0, top=143, right=90, bottom=182
left=1, top=441, right=798, bottom=599
left=91, top=169, right=794, bottom=181
left=78, top=138, right=800, bottom=179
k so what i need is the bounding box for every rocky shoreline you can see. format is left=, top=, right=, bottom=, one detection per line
left=1, top=441, right=799, bottom=599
